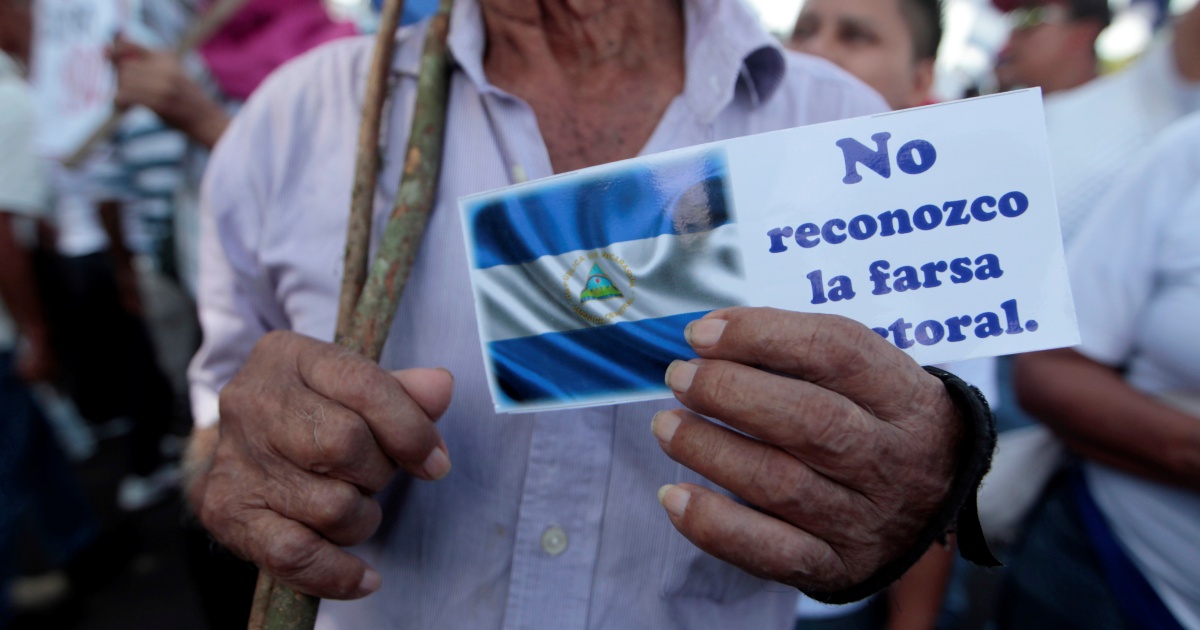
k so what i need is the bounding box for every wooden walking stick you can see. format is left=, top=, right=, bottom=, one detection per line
left=245, top=0, right=456, bottom=628
left=62, top=0, right=254, bottom=169
left=337, top=0, right=411, bottom=342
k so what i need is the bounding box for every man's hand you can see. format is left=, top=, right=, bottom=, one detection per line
left=653, top=307, right=962, bottom=596
left=190, top=331, right=454, bottom=599
left=109, top=38, right=230, bottom=148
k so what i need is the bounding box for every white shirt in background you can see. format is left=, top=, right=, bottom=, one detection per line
left=0, top=51, right=49, bottom=353
left=1046, top=35, right=1200, bottom=249
left=1070, top=113, right=1200, bottom=630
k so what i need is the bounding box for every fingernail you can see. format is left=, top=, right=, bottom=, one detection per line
left=665, top=360, right=697, bottom=393
left=657, top=484, right=690, bottom=518
left=357, top=568, right=381, bottom=597
left=651, top=411, right=680, bottom=444
left=422, top=446, right=451, bottom=480
left=686, top=319, right=726, bottom=348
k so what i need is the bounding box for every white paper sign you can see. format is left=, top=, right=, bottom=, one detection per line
left=31, top=0, right=134, bottom=158
left=459, top=90, right=1079, bottom=413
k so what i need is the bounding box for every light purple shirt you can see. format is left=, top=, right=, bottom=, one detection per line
left=191, top=0, right=888, bottom=627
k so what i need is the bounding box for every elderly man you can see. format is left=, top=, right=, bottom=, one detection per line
left=186, top=0, right=996, bottom=627
left=787, top=0, right=943, bottom=110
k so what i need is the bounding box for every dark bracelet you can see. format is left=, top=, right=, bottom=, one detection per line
left=803, top=365, right=1001, bottom=605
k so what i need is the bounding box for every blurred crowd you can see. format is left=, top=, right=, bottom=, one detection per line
left=0, top=0, right=1197, bottom=628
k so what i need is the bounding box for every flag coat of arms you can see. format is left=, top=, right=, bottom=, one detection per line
left=460, top=147, right=746, bottom=412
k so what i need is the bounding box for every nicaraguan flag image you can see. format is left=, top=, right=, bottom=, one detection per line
left=460, top=147, right=747, bottom=413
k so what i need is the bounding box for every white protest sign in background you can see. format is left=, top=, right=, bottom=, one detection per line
left=460, top=89, right=1078, bottom=413
left=31, top=0, right=135, bottom=159
left=731, top=89, right=1078, bottom=366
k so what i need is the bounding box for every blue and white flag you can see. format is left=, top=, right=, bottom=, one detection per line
left=460, top=147, right=746, bottom=412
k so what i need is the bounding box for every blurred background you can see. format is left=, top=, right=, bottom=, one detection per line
left=743, top=0, right=1199, bottom=98
left=1, top=0, right=1197, bottom=628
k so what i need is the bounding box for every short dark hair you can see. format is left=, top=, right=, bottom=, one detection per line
left=1000, top=0, right=1113, bottom=29
left=899, top=0, right=944, bottom=61
left=1062, top=0, right=1112, bottom=28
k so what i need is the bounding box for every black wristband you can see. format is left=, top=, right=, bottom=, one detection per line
left=802, top=365, right=1001, bottom=605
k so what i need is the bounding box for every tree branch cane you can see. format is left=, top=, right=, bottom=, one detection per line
left=336, top=0, right=410, bottom=343
left=245, top=0, right=456, bottom=628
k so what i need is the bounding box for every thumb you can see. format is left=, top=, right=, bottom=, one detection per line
left=390, top=368, right=454, bottom=421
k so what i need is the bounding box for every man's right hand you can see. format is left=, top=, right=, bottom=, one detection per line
left=190, top=331, right=453, bottom=599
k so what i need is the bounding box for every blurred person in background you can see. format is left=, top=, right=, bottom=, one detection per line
left=786, top=3, right=979, bottom=628
left=111, top=0, right=357, bottom=152
left=0, top=0, right=53, bottom=390
left=1005, top=110, right=1200, bottom=630
left=993, top=0, right=1110, bottom=95
left=787, top=0, right=942, bottom=110
left=50, top=0, right=359, bottom=511
left=987, top=2, right=1199, bottom=460
left=104, top=3, right=356, bottom=626
left=107, top=0, right=357, bottom=300
left=1011, top=1, right=1200, bottom=247
left=38, top=159, right=183, bottom=513
left=34, top=0, right=194, bottom=508
left=106, top=0, right=197, bottom=285
left=0, top=0, right=101, bottom=625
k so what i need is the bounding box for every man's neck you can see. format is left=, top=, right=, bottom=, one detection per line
left=478, top=0, right=687, bottom=173
left=480, top=0, right=684, bottom=93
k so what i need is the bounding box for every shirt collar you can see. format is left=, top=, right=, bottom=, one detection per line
left=679, top=0, right=785, bottom=122
left=433, top=0, right=784, bottom=122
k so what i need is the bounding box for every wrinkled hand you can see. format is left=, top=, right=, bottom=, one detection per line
left=653, top=307, right=962, bottom=596
left=109, top=38, right=229, bottom=147
left=191, top=331, right=453, bottom=599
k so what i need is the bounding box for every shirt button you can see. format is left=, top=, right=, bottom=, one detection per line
left=541, top=526, right=568, bottom=557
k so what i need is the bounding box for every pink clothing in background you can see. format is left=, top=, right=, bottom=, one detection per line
left=199, top=0, right=356, bottom=100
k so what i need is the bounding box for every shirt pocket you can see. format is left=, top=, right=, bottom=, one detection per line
left=658, top=464, right=776, bottom=603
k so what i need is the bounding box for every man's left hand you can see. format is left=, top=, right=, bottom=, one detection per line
left=653, top=307, right=962, bottom=596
